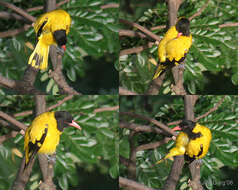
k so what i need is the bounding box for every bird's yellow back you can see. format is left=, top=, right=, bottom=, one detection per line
left=166, top=34, right=192, bottom=62
left=33, top=9, right=71, bottom=45
left=34, top=9, right=71, bottom=34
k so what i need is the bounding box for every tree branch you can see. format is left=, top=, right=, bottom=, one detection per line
left=120, top=121, right=162, bottom=134
left=13, top=95, right=74, bottom=118
left=49, top=51, right=80, bottom=94
left=119, top=19, right=160, bottom=42
left=189, top=0, right=210, bottom=20
left=119, top=177, right=156, bottom=190
left=120, top=42, right=155, bottom=56
left=0, top=1, right=36, bottom=22
left=184, top=95, right=203, bottom=190
left=94, top=106, right=119, bottom=113
left=136, top=137, right=171, bottom=152
left=0, top=24, right=31, bottom=38
left=0, top=111, right=27, bottom=131
left=120, top=112, right=176, bottom=136
left=195, top=96, right=226, bottom=121
left=119, top=87, right=138, bottom=95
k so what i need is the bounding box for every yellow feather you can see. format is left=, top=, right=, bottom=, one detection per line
left=24, top=112, right=62, bottom=165
left=28, top=9, right=71, bottom=70
left=156, top=132, right=189, bottom=164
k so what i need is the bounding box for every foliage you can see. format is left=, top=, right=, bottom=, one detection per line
left=0, top=0, right=119, bottom=94
left=0, top=95, right=119, bottom=190
left=119, top=95, right=238, bottom=190
left=119, top=0, right=238, bottom=94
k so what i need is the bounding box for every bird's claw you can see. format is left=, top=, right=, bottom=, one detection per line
left=46, top=154, right=56, bottom=164
left=56, top=46, right=65, bottom=55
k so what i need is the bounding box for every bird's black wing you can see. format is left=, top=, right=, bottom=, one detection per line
left=36, top=20, right=48, bottom=38
left=24, top=127, right=48, bottom=169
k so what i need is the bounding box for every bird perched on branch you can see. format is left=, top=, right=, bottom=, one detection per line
left=153, top=18, right=192, bottom=79
left=155, top=120, right=212, bottom=164
left=24, top=111, right=81, bottom=169
left=28, top=9, right=71, bottom=70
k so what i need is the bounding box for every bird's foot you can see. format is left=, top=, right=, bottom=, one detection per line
left=56, top=46, right=65, bottom=55
left=46, top=154, right=56, bottom=164
left=177, top=63, right=185, bottom=69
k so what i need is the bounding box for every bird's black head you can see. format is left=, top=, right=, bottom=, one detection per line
left=53, top=30, right=67, bottom=51
left=175, top=18, right=190, bottom=36
left=55, top=111, right=81, bottom=132
left=179, top=119, right=196, bottom=132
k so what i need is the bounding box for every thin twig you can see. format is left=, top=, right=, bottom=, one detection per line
left=119, top=19, right=160, bottom=42
left=120, top=112, right=176, bottom=136
left=219, top=22, right=238, bottom=28
left=0, top=1, right=36, bottom=22
left=94, top=106, right=119, bottom=113
left=101, top=3, right=119, bottom=9
left=120, top=121, right=162, bottom=134
left=0, top=24, right=31, bottom=38
left=195, top=96, right=226, bottom=121
left=0, top=131, right=19, bottom=144
left=136, top=137, right=171, bottom=152
left=0, top=111, right=27, bottom=131
left=120, top=42, right=155, bottom=56
left=14, top=95, right=74, bottom=117
left=189, top=0, right=210, bottom=20
left=119, top=29, right=147, bottom=38
left=119, top=87, right=138, bottom=95
left=119, top=177, right=156, bottom=190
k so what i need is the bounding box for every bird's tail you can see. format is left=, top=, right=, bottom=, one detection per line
left=155, top=146, right=186, bottom=164
left=28, top=39, right=49, bottom=70
left=152, top=64, right=167, bottom=80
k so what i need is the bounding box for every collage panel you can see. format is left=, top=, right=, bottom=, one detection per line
left=119, top=95, right=238, bottom=190
left=0, top=95, right=119, bottom=190
left=119, top=0, right=238, bottom=95
left=0, top=0, right=119, bottom=95
left=0, top=0, right=238, bottom=190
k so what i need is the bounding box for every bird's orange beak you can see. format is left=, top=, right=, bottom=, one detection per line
left=172, top=126, right=181, bottom=131
left=177, top=32, right=183, bottom=38
left=61, top=45, right=66, bottom=51
left=68, top=120, right=81, bottom=130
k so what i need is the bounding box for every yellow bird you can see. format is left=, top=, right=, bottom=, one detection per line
left=28, top=9, right=71, bottom=70
left=153, top=18, right=192, bottom=79
left=156, top=120, right=212, bottom=164
left=24, top=111, right=81, bottom=168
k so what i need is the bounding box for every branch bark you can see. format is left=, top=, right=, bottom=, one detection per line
left=119, top=177, right=156, bottom=190
left=120, top=112, right=176, bottom=136
left=184, top=95, right=203, bottom=190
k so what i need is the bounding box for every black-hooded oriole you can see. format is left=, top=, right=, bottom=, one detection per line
left=153, top=18, right=192, bottom=79
left=156, top=120, right=212, bottom=164
left=24, top=111, right=81, bottom=168
left=28, top=9, right=71, bottom=70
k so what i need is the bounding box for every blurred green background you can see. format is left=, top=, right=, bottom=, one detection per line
left=119, top=0, right=238, bottom=94
left=0, top=0, right=119, bottom=94
left=119, top=95, right=238, bottom=190
left=0, top=95, right=119, bottom=190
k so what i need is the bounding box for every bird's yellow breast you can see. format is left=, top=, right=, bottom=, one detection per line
left=24, top=112, right=62, bottom=155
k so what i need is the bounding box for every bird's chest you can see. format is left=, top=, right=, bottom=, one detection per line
left=38, top=127, right=62, bottom=154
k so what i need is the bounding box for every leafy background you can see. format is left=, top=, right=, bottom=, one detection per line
left=119, top=0, right=238, bottom=94
left=119, top=95, right=238, bottom=190
left=0, top=95, right=119, bottom=190
left=0, top=0, right=119, bottom=94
